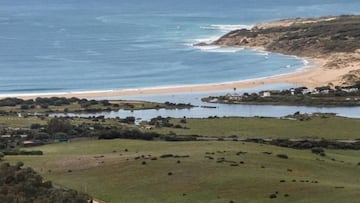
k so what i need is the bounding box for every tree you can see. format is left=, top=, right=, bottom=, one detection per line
left=47, top=118, right=72, bottom=136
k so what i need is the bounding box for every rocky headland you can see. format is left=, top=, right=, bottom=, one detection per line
left=210, top=15, right=360, bottom=87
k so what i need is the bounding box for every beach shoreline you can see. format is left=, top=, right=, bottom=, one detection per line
left=0, top=56, right=324, bottom=100
left=2, top=46, right=357, bottom=100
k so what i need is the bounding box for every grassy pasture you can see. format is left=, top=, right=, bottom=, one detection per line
left=151, top=116, right=360, bottom=139
left=5, top=139, right=360, bottom=203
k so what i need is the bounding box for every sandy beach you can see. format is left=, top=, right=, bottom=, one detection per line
left=2, top=52, right=359, bottom=100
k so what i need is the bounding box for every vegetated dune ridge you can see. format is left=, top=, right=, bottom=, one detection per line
left=213, top=15, right=360, bottom=88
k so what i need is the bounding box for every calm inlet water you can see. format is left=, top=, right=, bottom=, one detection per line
left=53, top=84, right=360, bottom=121
left=1, top=0, right=360, bottom=94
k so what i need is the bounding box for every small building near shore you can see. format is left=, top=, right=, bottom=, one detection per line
left=302, top=88, right=312, bottom=95
left=23, top=140, right=44, bottom=147
left=0, top=135, right=11, bottom=138
left=290, top=88, right=295, bottom=95
left=19, top=134, right=28, bottom=138
left=342, top=88, right=359, bottom=93
left=320, top=89, right=330, bottom=94
left=260, top=91, right=271, bottom=97
left=311, top=90, right=320, bottom=95
left=225, top=93, right=242, bottom=100
left=23, top=141, right=35, bottom=147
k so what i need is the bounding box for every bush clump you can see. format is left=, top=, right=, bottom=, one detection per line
left=1, top=150, right=43, bottom=156
left=276, top=154, right=289, bottom=159
left=311, top=147, right=325, bottom=156
left=0, top=163, right=90, bottom=202
left=269, top=194, right=277, bottom=199
left=160, top=154, right=174, bottom=158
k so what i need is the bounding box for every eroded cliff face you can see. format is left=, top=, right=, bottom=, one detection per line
left=211, top=15, right=360, bottom=86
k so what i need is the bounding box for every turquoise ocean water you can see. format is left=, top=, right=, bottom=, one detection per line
left=1, top=0, right=360, bottom=95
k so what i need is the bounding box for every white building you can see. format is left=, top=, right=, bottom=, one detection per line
left=302, top=89, right=312, bottom=95
left=260, top=91, right=271, bottom=97
left=290, top=88, right=295, bottom=95
left=342, top=88, right=358, bottom=93
left=320, top=90, right=330, bottom=94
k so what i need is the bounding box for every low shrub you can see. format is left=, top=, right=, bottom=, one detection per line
left=2, top=150, right=43, bottom=156
left=276, top=154, right=289, bottom=159
left=269, top=194, right=277, bottom=199
left=311, top=147, right=325, bottom=155
left=160, top=154, right=174, bottom=158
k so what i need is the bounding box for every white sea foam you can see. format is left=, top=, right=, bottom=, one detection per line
left=191, top=37, right=245, bottom=53
left=303, top=59, right=310, bottom=66
left=193, top=45, right=244, bottom=53
left=254, top=51, right=270, bottom=56
left=193, top=24, right=253, bottom=44
left=193, top=36, right=220, bottom=44
left=189, top=23, right=254, bottom=53
left=200, top=24, right=253, bottom=32
left=193, top=45, right=220, bottom=50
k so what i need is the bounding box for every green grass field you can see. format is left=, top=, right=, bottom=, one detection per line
left=2, top=114, right=360, bottom=140
left=5, top=139, right=360, bottom=203
left=150, top=116, right=360, bottom=139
